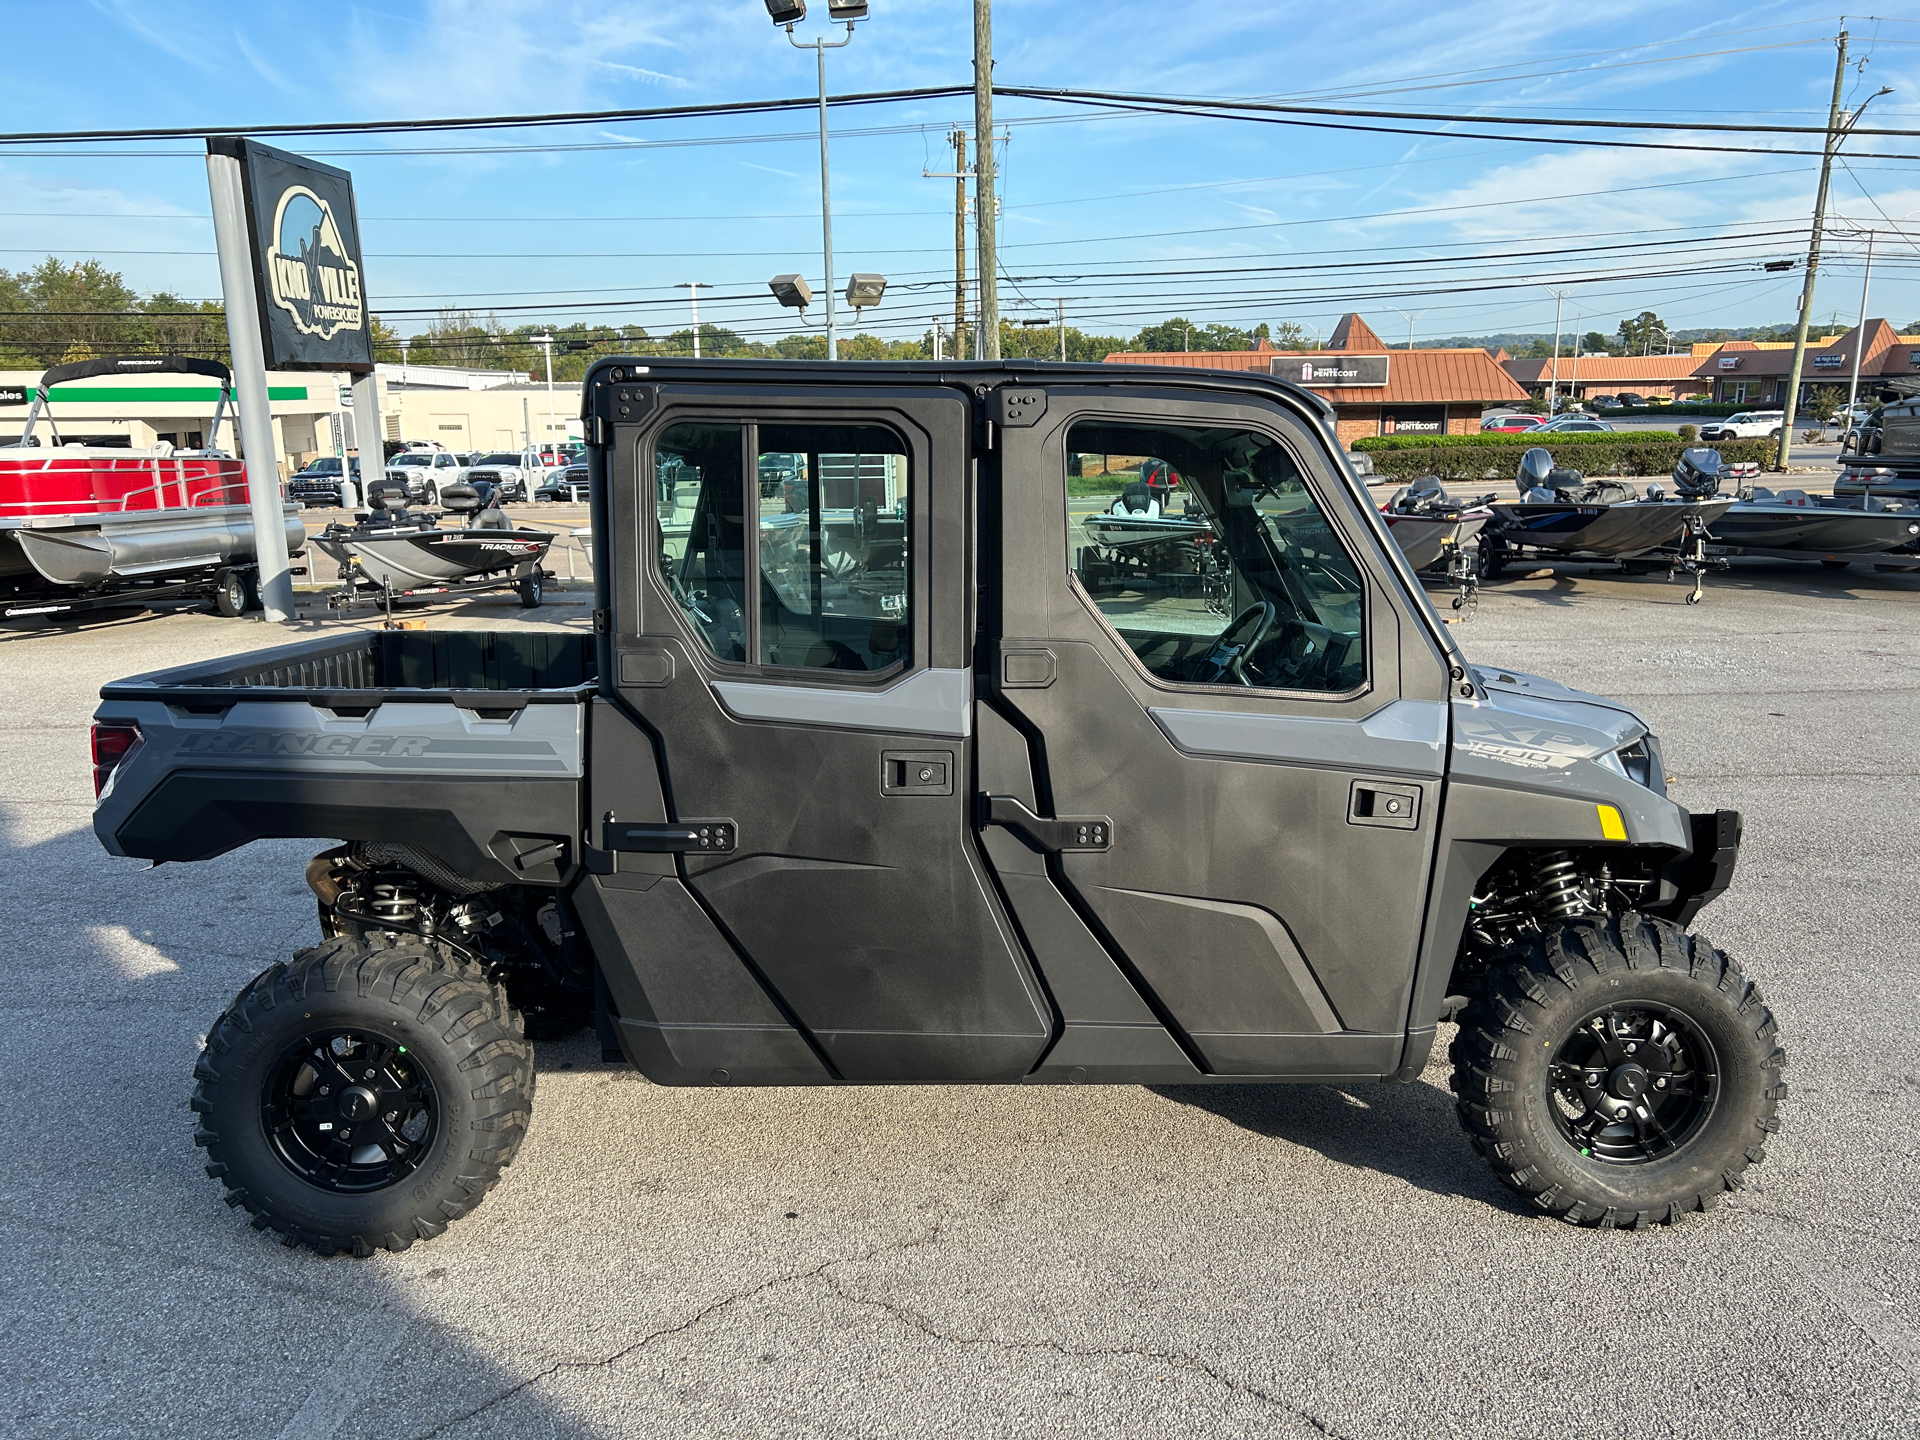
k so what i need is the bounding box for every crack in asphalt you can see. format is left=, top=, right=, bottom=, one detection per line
left=402, top=1222, right=1345, bottom=1440
left=401, top=1227, right=949, bottom=1440
left=815, top=1268, right=1349, bottom=1438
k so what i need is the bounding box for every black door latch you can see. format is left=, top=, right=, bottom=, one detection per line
left=979, top=795, right=1111, bottom=852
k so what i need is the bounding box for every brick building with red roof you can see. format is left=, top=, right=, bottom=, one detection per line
left=1104, top=314, right=1528, bottom=447
left=1691, top=319, right=1920, bottom=406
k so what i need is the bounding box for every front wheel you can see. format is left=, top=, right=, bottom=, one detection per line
left=518, top=573, right=543, bottom=607
left=1450, top=913, right=1786, bottom=1228
left=424, top=483, right=439, bottom=507
left=191, top=936, right=534, bottom=1256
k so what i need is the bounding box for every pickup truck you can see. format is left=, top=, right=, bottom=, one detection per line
left=92, top=359, right=1784, bottom=1257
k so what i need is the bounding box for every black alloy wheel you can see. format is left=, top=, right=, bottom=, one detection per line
left=1450, top=913, right=1786, bottom=1229
left=193, top=936, right=534, bottom=1256
left=263, top=1026, right=438, bottom=1194
left=1545, top=1004, right=1717, bottom=1165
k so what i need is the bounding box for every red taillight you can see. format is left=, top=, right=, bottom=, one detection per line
left=91, top=722, right=140, bottom=796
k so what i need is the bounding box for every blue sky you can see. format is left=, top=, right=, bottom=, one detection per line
left=2, top=1, right=1918, bottom=348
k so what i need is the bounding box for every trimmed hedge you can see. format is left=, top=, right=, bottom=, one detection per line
left=1354, top=430, right=1680, bottom=452
left=1359, top=436, right=1778, bottom=483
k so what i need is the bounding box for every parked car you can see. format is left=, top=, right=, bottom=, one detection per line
left=463, top=451, right=533, bottom=502
left=1590, top=396, right=1622, bottom=410
left=1481, top=413, right=1546, bottom=432
left=288, top=457, right=362, bottom=508
left=1698, top=411, right=1784, bottom=442
left=535, top=464, right=590, bottom=503
left=384, top=448, right=465, bottom=504
left=1533, top=416, right=1616, bottom=433
left=1618, top=393, right=1648, bottom=407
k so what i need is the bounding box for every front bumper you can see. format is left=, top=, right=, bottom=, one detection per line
left=1653, top=809, right=1742, bottom=926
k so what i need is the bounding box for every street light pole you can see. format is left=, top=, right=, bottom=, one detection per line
left=1779, top=34, right=1891, bottom=468
left=1545, top=288, right=1565, bottom=415
left=1844, top=228, right=1876, bottom=443
left=784, top=22, right=854, bottom=360
left=534, top=332, right=556, bottom=458
left=1056, top=298, right=1066, bottom=362
left=675, top=281, right=709, bottom=358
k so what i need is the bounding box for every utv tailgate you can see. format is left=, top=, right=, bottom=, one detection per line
left=93, top=631, right=594, bottom=885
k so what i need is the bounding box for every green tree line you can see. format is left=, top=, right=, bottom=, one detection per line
left=11, top=255, right=1634, bottom=375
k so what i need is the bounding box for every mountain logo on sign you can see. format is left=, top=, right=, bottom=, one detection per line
left=265, top=186, right=363, bottom=341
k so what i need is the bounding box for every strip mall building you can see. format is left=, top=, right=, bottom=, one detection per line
left=1105, top=314, right=1528, bottom=446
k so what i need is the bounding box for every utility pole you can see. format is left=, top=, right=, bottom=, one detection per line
left=932, top=317, right=944, bottom=361
left=973, top=0, right=998, bottom=361
left=954, top=129, right=969, bottom=360
left=675, top=282, right=709, bottom=358
left=1056, top=298, right=1066, bottom=363
left=1780, top=31, right=1851, bottom=468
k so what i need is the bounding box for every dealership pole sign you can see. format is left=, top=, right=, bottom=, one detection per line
left=1274, top=355, right=1391, bottom=388
left=206, top=138, right=373, bottom=373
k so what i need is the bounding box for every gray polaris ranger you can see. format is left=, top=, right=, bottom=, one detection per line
left=91, top=360, right=1785, bottom=1255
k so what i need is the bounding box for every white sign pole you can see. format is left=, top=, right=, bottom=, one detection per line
left=206, top=150, right=296, bottom=622
left=351, top=371, right=383, bottom=500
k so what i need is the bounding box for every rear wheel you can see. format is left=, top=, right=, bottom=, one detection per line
left=241, top=567, right=263, bottom=612
left=424, top=482, right=439, bottom=507
left=518, top=573, right=543, bottom=608
left=191, top=936, right=534, bottom=1256
left=1450, top=913, right=1786, bottom=1228
left=212, top=567, right=247, bottom=618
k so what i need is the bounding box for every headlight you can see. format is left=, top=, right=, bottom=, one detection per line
left=1615, top=735, right=1664, bottom=794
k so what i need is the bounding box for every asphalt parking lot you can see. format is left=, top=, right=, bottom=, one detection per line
left=3, top=558, right=1919, bottom=1439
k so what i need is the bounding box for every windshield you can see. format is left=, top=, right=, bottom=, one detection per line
left=393, top=453, right=432, bottom=467
left=475, top=453, right=519, bottom=465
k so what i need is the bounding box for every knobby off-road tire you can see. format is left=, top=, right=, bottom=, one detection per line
left=1450, top=913, right=1786, bottom=1229
left=192, top=935, right=534, bottom=1257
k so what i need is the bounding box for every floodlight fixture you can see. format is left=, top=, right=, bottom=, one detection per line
left=770, top=274, right=814, bottom=310
left=765, top=0, right=807, bottom=25
left=826, top=0, right=870, bottom=19
left=1763, top=259, right=1795, bottom=272
left=844, top=273, right=887, bottom=309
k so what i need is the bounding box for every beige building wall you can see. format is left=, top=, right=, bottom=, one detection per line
left=381, top=385, right=583, bottom=452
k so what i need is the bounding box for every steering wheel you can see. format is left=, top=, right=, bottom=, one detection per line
left=1201, top=600, right=1277, bottom=686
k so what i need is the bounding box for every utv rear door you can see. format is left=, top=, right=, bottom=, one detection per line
left=984, top=383, right=1453, bottom=1079
left=602, top=381, right=1049, bottom=1084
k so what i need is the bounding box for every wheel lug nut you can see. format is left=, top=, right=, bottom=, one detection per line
left=1624, top=1042, right=1637, bottom=1054
left=1654, top=1078, right=1667, bottom=1089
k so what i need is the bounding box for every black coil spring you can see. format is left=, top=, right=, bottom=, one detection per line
left=1530, top=850, right=1587, bottom=918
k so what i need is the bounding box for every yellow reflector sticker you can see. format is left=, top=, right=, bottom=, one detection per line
left=1597, top=804, right=1627, bottom=841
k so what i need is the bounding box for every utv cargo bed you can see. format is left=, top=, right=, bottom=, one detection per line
left=94, top=631, right=595, bottom=883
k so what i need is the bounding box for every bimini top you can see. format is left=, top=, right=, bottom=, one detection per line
left=36, top=356, right=232, bottom=392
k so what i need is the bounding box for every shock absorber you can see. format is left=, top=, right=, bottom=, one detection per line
left=1530, top=850, right=1590, bottom=919
left=367, top=883, right=421, bottom=925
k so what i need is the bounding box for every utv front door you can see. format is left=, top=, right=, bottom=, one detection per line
left=986, top=387, right=1453, bottom=1078
left=606, top=384, right=1050, bottom=1084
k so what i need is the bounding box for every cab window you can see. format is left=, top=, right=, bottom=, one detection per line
left=654, top=420, right=910, bottom=674
left=1068, top=421, right=1365, bottom=693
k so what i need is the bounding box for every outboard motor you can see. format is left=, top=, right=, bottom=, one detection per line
left=1672, top=446, right=1724, bottom=500
left=1517, top=447, right=1555, bottom=499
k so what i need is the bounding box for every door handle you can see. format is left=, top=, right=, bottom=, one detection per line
left=602, top=819, right=737, bottom=853
left=1348, top=781, right=1420, bottom=830
left=979, top=795, right=1111, bottom=852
